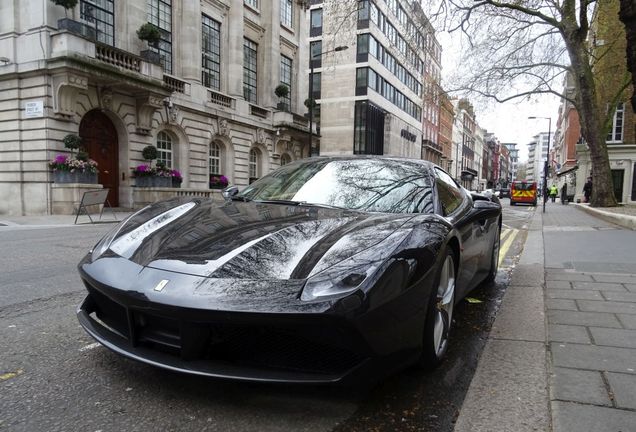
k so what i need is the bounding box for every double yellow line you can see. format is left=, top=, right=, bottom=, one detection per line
left=498, top=228, right=519, bottom=266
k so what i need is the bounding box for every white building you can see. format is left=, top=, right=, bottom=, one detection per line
left=0, top=0, right=312, bottom=215
left=526, top=132, right=551, bottom=183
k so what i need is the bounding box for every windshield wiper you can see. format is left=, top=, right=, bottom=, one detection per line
left=253, top=199, right=302, bottom=206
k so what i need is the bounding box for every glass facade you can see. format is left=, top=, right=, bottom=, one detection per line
left=202, top=15, right=221, bottom=90
left=81, top=0, right=114, bottom=46
left=147, top=0, right=173, bottom=73
left=156, top=131, right=173, bottom=168
left=243, top=39, right=258, bottom=103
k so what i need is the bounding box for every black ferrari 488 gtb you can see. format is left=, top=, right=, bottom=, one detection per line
left=77, top=156, right=501, bottom=384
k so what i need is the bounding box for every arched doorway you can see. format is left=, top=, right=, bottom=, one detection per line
left=79, top=110, right=119, bottom=206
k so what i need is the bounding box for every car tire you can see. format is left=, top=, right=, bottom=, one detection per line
left=420, top=250, right=456, bottom=368
left=484, top=223, right=501, bottom=282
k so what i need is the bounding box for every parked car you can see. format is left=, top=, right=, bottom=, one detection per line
left=499, top=188, right=510, bottom=198
left=77, top=157, right=502, bottom=384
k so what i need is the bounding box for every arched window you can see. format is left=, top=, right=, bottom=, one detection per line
left=249, top=148, right=260, bottom=183
left=209, top=142, right=222, bottom=175
left=280, top=153, right=292, bottom=166
left=156, top=131, right=173, bottom=168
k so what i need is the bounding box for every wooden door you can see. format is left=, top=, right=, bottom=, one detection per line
left=80, top=110, right=119, bottom=206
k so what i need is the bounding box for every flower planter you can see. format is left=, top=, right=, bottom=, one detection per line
left=172, top=178, right=182, bottom=188
left=58, top=18, right=96, bottom=41
left=140, top=49, right=161, bottom=65
left=53, top=170, right=98, bottom=184
left=135, top=176, right=172, bottom=188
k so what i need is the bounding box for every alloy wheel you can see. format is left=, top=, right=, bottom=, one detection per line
left=433, top=254, right=455, bottom=357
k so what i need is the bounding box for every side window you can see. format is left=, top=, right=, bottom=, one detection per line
left=435, top=168, right=463, bottom=216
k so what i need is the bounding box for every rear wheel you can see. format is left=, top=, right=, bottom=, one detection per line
left=420, top=251, right=456, bottom=367
left=510, top=200, right=516, bottom=206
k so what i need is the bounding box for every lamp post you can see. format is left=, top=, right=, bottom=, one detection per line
left=528, top=116, right=552, bottom=213
left=308, top=45, right=348, bottom=157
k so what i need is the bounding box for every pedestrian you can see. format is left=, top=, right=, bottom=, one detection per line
left=560, top=183, right=568, bottom=204
left=549, top=184, right=558, bottom=203
left=583, top=177, right=592, bottom=203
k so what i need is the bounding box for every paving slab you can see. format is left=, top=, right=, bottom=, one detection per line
left=572, top=281, right=627, bottom=292
left=624, top=284, right=636, bottom=293
left=548, top=324, right=591, bottom=344
left=603, top=291, right=636, bottom=302
left=545, top=280, right=572, bottom=290
left=547, top=310, right=622, bottom=328
left=546, top=273, right=594, bottom=282
left=547, top=289, right=602, bottom=300
left=453, top=340, right=549, bottom=432
left=617, top=314, right=636, bottom=329
left=606, top=372, right=636, bottom=409
left=589, top=327, right=636, bottom=349
left=552, top=401, right=636, bottom=432
left=577, top=300, right=636, bottom=315
left=591, top=274, right=636, bottom=284
left=551, top=343, right=636, bottom=374
left=551, top=367, right=612, bottom=406
left=546, top=299, right=578, bottom=311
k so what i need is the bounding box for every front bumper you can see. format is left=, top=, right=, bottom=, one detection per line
left=77, top=257, right=430, bottom=383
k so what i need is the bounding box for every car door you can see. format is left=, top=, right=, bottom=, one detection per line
left=433, top=168, right=477, bottom=297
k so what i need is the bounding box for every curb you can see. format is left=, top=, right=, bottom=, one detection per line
left=572, top=203, right=636, bottom=230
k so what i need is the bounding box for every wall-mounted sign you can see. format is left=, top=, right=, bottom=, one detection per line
left=400, top=129, right=417, bottom=142
left=25, top=101, right=44, bottom=118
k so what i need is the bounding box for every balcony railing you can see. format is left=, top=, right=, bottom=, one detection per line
left=163, top=74, right=188, bottom=94
left=292, top=114, right=309, bottom=128
left=96, top=44, right=141, bottom=73
left=208, top=90, right=235, bottom=109
left=250, top=104, right=270, bottom=118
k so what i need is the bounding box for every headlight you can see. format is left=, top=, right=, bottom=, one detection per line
left=300, top=264, right=378, bottom=302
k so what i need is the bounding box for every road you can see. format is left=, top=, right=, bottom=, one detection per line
left=0, top=201, right=533, bottom=432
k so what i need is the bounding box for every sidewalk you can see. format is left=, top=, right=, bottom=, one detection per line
left=455, top=203, right=636, bottom=432
left=0, top=212, right=130, bottom=228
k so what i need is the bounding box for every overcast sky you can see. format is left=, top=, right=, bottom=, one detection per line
left=437, top=30, right=562, bottom=163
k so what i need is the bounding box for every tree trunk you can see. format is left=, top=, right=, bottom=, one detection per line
left=619, top=0, right=636, bottom=111
left=562, top=31, right=618, bottom=207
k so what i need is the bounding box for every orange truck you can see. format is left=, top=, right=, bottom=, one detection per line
left=510, top=180, right=538, bottom=206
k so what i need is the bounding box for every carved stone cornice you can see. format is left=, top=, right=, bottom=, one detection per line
left=52, top=72, right=89, bottom=120
left=135, top=93, right=163, bottom=135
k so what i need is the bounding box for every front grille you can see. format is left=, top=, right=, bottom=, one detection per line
left=85, top=287, right=366, bottom=377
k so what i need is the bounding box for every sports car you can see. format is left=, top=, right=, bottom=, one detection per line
left=77, top=157, right=501, bottom=384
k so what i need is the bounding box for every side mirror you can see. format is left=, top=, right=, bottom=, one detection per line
left=222, top=185, right=239, bottom=200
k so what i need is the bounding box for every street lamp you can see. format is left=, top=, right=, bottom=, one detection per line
left=528, top=116, right=552, bottom=213
left=308, top=45, right=348, bottom=157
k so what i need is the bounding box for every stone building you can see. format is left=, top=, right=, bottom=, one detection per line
left=452, top=98, right=478, bottom=188
left=310, top=0, right=438, bottom=158
left=503, top=143, right=519, bottom=182
left=437, top=90, right=454, bottom=172
left=575, top=0, right=635, bottom=203
left=0, top=0, right=311, bottom=215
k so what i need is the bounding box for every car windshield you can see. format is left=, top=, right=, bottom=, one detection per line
left=237, top=158, right=434, bottom=214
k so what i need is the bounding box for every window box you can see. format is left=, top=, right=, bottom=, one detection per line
left=135, top=176, right=172, bottom=188
left=140, top=49, right=161, bottom=65
left=53, top=171, right=98, bottom=184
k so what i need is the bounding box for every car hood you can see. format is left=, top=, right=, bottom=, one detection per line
left=103, top=198, right=418, bottom=280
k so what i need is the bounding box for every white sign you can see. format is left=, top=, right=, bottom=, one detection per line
left=25, top=101, right=44, bottom=118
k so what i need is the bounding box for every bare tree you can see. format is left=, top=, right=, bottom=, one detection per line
left=430, top=0, right=632, bottom=207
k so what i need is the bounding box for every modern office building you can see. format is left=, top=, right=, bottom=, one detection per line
left=526, top=132, right=551, bottom=184
left=0, top=0, right=312, bottom=215
left=310, top=0, right=440, bottom=158
left=503, top=143, right=519, bottom=181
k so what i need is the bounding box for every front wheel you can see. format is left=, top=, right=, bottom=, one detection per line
left=485, top=224, right=501, bottom=282
left=420, top=251, right=456, bottom=368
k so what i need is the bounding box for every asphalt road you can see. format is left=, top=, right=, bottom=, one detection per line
left=0, top=202, right=533, bottom=432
